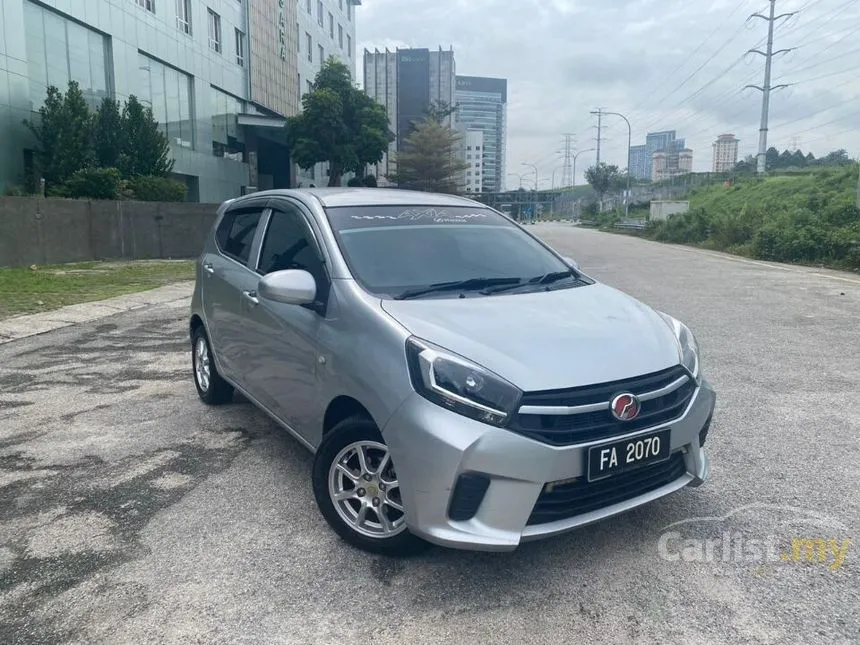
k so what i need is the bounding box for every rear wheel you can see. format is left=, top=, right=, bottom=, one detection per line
left=312, top=417, right=428, bottom=556
left=191, top=327, right=233, bottom=405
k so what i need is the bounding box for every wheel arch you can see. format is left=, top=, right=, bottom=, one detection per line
left=323, top=396, right=375, bottom=435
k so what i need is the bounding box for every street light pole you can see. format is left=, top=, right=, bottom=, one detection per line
left=603, top=111, right=633, bottom=217
left=522, top=162, right=539, bottom=191
left=572, top=148, right=596, bottom=192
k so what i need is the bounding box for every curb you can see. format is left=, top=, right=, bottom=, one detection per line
left=0, top=281, right=194, bottom=345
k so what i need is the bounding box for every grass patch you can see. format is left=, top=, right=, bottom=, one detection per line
left=0, top=259, right=195, bottom=320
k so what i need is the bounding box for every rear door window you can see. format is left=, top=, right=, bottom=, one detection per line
left=216, top=209, right=264, bottom=264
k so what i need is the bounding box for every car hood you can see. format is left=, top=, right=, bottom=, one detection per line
left=380, top=283, right=682, bottom=392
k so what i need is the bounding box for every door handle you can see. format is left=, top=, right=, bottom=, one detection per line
left=243, top=290, right=259, bottom=306
left=202, top=262, right=214, bottom=275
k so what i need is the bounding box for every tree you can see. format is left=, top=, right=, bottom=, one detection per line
left=585, top=162, right=622, bottom=210
left=120, top=95, right=173, bottom=177
left=92, top=97, right=124, bottom=169
left=24, top=81, right=93, bottom=187
left=424, top=100, right=457, bottom=123
left=765, top=147, right=779, bottom=170
left=388, top=116, right=469, bottom=193
left=287, top=58, right=392, bottom=186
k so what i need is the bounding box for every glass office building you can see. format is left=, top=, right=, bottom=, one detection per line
left=454, top=76, right=507, bottom=193
left=0, top=0, right=305, bottom=202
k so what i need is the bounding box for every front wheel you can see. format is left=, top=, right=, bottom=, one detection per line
left=312, top=417, right=428, bottom=556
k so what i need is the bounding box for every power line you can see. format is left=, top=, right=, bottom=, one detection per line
left=627, top=0, right=752, bottom=114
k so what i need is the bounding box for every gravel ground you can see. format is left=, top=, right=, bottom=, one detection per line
left=1, top=224, right=858, bottom=644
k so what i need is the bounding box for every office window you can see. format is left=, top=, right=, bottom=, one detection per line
left=297, top=73, right=301, bottom=97
left=24, top=1, right=110, bottom=110
left=338, top=24, right=343, bottom=48
left=347, top=2, right=352, bottom=20
left=306, top=0, right=311, bottom=14
left=208, top=9, right=221, bottom=53
left=210, top=86, right=245, bottom=160
left=136, top=0, right=155, bottom=13
left=235, top=29, right=245, bottom=66
left=318, top=44, right=324, bottom=65
left=347, top=34, right=351, bottom=58
left=328, top=12, right=334, bottom=38
left=339, top=0, right=343, bottom=10
left=317, top=1, right=323, bottom=26
left=306, top=79, right=313, bottom=94
left=176, top=0, right=191, bottom=34
left=138, top=54, right=194, bottom=149
left=296, top=22, right=300, bottom=51
left=306, top=32, right=312, bottom=61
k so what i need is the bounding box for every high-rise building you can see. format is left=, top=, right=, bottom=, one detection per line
left=454, top=76, right=507, bottom=193
left=363, top=47, right=456, bottom=184
left=0, top=0, right=359, bottom=200
left=629, top=145, right=648, bottom=180
left=645, top=131, right=676, bottom=179
left=295, top=0, right=360, bottom=186
left=652, top=148, right=693, bottom=182
left=712, top=134, right=739, bottom=173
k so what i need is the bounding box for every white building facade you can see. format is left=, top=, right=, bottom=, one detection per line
left=712, top=134, right=739, bottom=173
left=461, top=130, right=484, bottom=193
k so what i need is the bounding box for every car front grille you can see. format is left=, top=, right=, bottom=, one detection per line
left=510, top=365, right=695, bottom=446
left=526, top=452, right=688, bottom=526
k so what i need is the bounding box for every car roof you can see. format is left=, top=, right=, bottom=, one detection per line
left=224, top=188, right=483, bottom=209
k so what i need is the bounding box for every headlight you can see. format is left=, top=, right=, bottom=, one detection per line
left=658, top=312, right=701, bottom=383
left=405, top=337, right=522, bottom=426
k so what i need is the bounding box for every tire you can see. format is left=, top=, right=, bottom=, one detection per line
left=312, top=416, right=428, bottom=556
left=191, top=326, right=234, bottom=405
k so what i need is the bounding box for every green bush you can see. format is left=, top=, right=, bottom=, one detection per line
left=346, top=176, right=363, bottom=187
left=363, top=174, right=378, bottom=187
left=129, top=175, right=187, bottom=202
left=62, top=166, right=122, bottom=199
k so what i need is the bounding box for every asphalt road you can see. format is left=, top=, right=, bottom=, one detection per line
left=1, top=225, right=858, bottom=644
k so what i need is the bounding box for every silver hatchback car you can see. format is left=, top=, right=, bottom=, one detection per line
left=190, top=188, right=716, bottom=555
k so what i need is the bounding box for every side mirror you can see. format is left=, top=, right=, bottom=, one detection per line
left=562, top=255, right=581, bottom=271
left=258, top=269, right=316, bottom=305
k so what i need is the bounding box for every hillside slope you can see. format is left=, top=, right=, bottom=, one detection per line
left=648, top=165, right=860, bottom=270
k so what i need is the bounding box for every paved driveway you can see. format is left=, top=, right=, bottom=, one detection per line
left=1, top=225, right=858, bottom=644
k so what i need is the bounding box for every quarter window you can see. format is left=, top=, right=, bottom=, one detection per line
left=216, top=210, right=263, bottom=263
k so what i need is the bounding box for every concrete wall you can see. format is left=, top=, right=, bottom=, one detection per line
left=0, top=197, right=217, bottom=267
left=650, top=200, right=690, bottom=222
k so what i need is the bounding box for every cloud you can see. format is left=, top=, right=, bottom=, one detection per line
left=356, top=0, right=860, bottom=182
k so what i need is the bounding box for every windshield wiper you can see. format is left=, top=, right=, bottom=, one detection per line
left=394, top=277, right=521, bottom=300
left=480, top=270, right=577, bottom=295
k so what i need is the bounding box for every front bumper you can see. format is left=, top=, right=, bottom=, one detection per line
left=383, top=379, right=716, bottom=552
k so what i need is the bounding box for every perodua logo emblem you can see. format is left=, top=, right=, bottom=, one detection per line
left=610, top=393, right=641, bottom=421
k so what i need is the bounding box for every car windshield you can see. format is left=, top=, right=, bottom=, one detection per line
left=325, top=205, right=580, bottom=298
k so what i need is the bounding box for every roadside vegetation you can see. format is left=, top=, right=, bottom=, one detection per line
left=0, top=260, right=194, bottom=320
left=647, top=164, right=860, bottom=270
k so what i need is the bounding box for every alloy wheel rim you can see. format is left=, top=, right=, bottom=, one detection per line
left=194, top=337, right=211, bottom=392
left=328, top=440, right=406, bottom=539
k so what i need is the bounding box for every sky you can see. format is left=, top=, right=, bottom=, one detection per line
left=354, top=0, right=860, bottom=189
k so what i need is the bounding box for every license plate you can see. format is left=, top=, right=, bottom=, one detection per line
left=587, top=429, right=671, bottom=482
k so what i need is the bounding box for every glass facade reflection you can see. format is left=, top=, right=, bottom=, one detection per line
left=138, top=54, right=194, bottom=149
left=211, top=86, right=245, bottom=161
left=23, top=1, right=111, bottom=110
